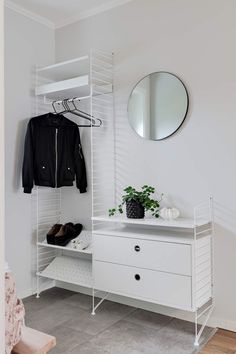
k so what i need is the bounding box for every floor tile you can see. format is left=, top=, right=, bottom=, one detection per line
left=125, top=308, right=172, bottom=330
left=49, top=325, right=92, bottom=354
left=61, top=292, right=96, bottom=311
left=155, top=318, right=211, bottom=354
left=63, top=300, right=135, bottom=336
left=97, top=299, right=136, bottom=317
left=25, top=301, right=86, bottom=333
left=68, top=319, right=175, bottom=354
left=23, top=287, right=75, bottom=312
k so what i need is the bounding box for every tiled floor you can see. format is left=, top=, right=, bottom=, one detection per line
left=23, top=287, right=213, bottom=354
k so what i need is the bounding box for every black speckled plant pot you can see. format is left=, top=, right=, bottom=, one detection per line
left=126, top=200, right=145, bottom=219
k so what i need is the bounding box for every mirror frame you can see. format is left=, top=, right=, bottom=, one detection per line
left=127, top=71, right=189, bottom=141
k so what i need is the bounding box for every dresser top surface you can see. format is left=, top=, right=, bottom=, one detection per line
left=92, top=215, right=211, bottom=230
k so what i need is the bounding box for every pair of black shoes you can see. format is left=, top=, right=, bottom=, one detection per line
left=47, top=222, right=83, bottom=247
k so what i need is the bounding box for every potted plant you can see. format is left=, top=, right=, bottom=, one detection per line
left=109, top=185, right=162, bottom=219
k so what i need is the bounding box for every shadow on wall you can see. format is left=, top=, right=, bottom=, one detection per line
left=213, top=219, right=236, bottom=323
left=214, top=200, right=236, bottom=235
left=13, top=118, right=28, bottom=193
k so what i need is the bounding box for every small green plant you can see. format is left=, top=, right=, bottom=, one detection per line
left=109, top=185, right=163, bottom=218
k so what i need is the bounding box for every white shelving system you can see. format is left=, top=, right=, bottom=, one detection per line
left=33, top=49, right=115, bottom=296
left=33, top=49, right=214, bottom=347
left=92, top=197, right=214, bottom=347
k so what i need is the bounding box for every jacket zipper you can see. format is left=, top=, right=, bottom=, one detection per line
left=55, top=128, right=58, bottom=187
left=79, top=144, right=83, bottom=159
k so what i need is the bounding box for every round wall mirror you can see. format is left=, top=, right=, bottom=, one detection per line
left=127, top=72, right=189, bottom=141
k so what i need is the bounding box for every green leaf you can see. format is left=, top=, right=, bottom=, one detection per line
left=108, top=208, right=115, bottom=216
left=109, top=185, right=162, bottom=219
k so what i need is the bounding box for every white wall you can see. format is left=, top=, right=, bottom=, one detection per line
left=4, top=7, right=54, bottom=298
left=55, top=0, right=236, bottom=330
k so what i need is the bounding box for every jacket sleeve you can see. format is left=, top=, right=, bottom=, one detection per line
left=74, top=128, right=87, bottom=193
left=22, top=119, right=34, bottom=194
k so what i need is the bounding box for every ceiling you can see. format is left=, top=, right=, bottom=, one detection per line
left=5, top=0, right=134, bottom=28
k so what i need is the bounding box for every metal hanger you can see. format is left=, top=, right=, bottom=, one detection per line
left=72, top=98, right=102, bottom=127
left=52, top=99, right=102, bottom=127
left=62, top=99, right=95, bottom=127
left=52, top=101, right=59, bottom=114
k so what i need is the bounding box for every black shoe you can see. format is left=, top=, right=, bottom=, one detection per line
left=46, top=224, right=62, bottom=244
left=55, top=223, right=83, bottom=247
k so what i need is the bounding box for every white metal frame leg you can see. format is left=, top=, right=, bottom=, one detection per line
left=91, top=289, right=109, bottom=315
left=36, top=275, right=40, bottom=299
left=194, top=304, right=214, bottom=346
left=91, top=287, right=95, bottom=315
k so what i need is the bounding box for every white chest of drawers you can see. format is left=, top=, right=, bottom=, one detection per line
left=93, top=226, right=212, bottom=312
left=92, top=212, right=214, bottom=346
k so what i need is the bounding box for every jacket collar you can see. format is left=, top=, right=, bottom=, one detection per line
left=38, top=113, right=76, bottom=127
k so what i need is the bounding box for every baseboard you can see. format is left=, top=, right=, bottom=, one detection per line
left=209, top=318, right=236, bottom=332
left=56, top=281, right=236, bottom=332
left=19, top=288, right=35, bottom=299
left=20, top=281, right=55, bottom=300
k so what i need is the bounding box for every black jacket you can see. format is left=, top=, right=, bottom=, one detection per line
left=22, top=113, right=87, bottom=194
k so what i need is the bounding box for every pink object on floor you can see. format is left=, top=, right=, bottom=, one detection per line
left=5, top=272, right=25, bottom=354
left=12, top=326, right=56, bottom=354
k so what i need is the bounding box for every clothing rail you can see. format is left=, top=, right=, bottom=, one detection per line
left=50, top=96, right=89, bottom=105
left=43, top=95, right=91, bottom=106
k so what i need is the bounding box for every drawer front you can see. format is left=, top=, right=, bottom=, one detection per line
left=94, top=261, right=192, bottom=310
left=93, top=234, right=191, bottom=276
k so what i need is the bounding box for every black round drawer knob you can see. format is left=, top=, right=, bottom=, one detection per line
left=135, top=274, right=141, bottom=281
left=134, top=245, right=140, bottom=252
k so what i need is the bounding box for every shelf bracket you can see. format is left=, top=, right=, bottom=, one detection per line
left=194, top=302, right=214, bottom=346
left=91, top=289, right=109, bottom=315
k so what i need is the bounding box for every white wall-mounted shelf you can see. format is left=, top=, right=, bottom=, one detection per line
left=36, top=56, right=89, bottom=81
left=35, top=55, right=90, bottom=100
left=35, top=75, right=90, bottom=100
left=92, top=215, right=211, bottom=230
left=35, top=53, right=114, bottom=101
left=37, top=256, right=92, bottom=288
left=37, top=231, right=92, bottom=255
